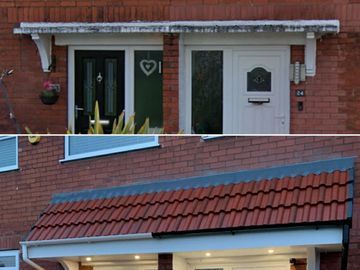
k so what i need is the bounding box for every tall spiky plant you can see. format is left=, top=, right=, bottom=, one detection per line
left=25, top=101, right=166, bottom=135
left=87, top=101, right=162, bottom=134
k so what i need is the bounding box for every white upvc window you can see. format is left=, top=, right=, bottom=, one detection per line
left=62, top=136, right=159, bottom=162
left=0, top=250, right=19, bottom=270
left=0, top=137, right=18, bottom=173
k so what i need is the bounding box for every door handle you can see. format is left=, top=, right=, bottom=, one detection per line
left=275, top=114, right=286, bottom=125
left=90, top=119, right=110, bottom=126
left=97, top=72, right=103, bottom=83
left=75, top=105, right=84, bottom=118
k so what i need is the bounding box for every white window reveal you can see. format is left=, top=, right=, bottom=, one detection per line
left=0, top=137, right=18, bottom=173
left=0, top=250, right=19, bottom=270
left=62, top=136, right=159, bottom=161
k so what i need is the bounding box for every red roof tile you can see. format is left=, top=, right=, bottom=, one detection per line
left=27, top=170, right=353, bottom=241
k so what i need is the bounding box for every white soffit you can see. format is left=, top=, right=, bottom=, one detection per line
left=13, top=20, right=340, bottom=34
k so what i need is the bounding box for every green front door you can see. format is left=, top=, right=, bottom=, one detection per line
left=134, top=50, right=163, bottom=130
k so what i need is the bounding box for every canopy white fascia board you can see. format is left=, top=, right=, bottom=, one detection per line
left=13, top=20, right=340, bottom=34
left=21, top=226, right=343, bottom=259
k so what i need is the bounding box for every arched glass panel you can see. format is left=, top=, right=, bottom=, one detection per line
left=247, top=67, right=271, bottom=92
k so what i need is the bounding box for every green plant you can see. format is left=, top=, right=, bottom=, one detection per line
left=24, top=127, right=41, bottom=145
left=25, top=100, right=181, bottom=135
left=86, top=101, right=163, bottom=134
left=40, top=89, right=57, bottom=97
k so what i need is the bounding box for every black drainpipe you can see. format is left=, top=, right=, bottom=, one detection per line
left=341, top=224, right=350, bottom=270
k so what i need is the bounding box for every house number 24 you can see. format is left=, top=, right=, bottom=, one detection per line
left=295, top=89, right=305, bottom=97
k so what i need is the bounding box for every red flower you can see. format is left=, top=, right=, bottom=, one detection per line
left=43, top=80, right=53, bottom=91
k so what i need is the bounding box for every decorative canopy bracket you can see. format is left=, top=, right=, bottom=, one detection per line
left=305, top=32, right=317, bottom=76
left=31, top=34, right=52, bottom=73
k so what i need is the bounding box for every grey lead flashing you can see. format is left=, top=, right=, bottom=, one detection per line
left=51, top=157, right=355, bottom=204
left=347, top=167, right=355, bottom=219
left=13, top=20, right=340, bottom=35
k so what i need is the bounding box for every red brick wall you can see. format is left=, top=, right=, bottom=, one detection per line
left=290, top=258, right=307, bottom=270
left=163, top=34, right=179, bottom=133
left=289, top=38, right=348, bottom=134
left=0, top=136, right=360, bottom=269
left=158, top=254, right=173, bottom=270
left=290, top=45, right=306, bottom=134
left=320, top=252, right=342, bottom=270
left=0, top=1, right=359, bottom=133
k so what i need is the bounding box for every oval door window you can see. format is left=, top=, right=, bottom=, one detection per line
left=247, top=67, right=271, bottom=92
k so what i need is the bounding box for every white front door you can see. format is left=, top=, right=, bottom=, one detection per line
left=228, top=48, right=289, bottom=134
left=186, top=46, right=290, bottom=134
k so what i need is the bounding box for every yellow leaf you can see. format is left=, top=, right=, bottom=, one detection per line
left=137, top=118, right=150, bottom=134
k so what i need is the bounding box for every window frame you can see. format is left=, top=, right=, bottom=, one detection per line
left=61, top=136, right=160, bottom=162
left=0, top=250, right=19, bottom=270
left=0, top=136, right=19, bottom=173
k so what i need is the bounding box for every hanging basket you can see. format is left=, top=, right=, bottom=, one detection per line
left=39, top=91, right=59, bottom=105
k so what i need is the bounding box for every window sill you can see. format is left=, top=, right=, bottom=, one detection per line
left=60, top=142, right=160, bottom=163
left=0, top=165, right=19, bottom=173
left=202, top=136, right=224, bottom=140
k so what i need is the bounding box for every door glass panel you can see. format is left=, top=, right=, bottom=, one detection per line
left=83, top=59, right=96, bottom=115
left=192, top=51, right=223, bottom=134
left=134, top=51, right=163, bottom=129
left=247, top=67, right=271, bottom=92
left=105, top=58, right=118, bottom=116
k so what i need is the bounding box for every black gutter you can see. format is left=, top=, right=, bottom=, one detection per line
left=152, top=221, right=346, bottom=239
left=342, top=224, right=350, bottom=270
left=342, top=165, right=354, bottom=270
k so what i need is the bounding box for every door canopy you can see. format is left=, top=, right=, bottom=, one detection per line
left=20, top=157, right=354, bottom=269
left=13, top=20, right=339, bottom=73
left=25, top=157, right=353, bottom=243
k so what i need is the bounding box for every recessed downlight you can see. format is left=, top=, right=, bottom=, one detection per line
left=205, top=252, right=211, bottom=257
left=268, top=249, right=275, bottom=254
left=85, top=257, right=92, bottom=262
left=134, top=255, right=141, bottom=260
